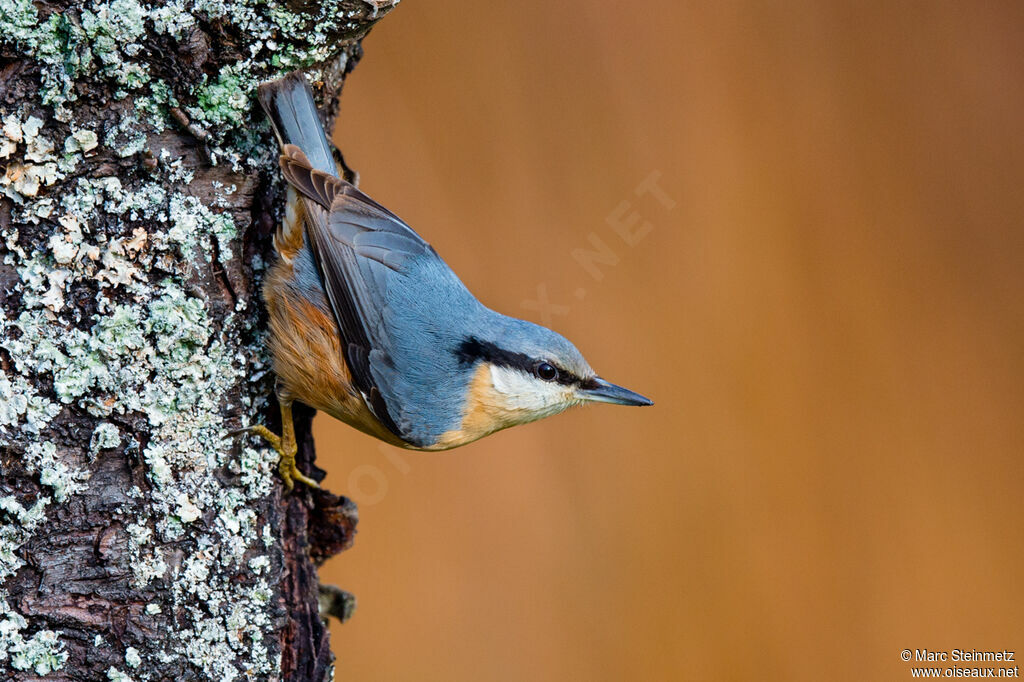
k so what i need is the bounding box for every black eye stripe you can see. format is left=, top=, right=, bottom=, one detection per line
left=455, top=337, right=582, bottom=386
left=455, top=337, right=532, bottom=373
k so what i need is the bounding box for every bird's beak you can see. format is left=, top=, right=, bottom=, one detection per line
left=581, top=377, right=653, bottom=407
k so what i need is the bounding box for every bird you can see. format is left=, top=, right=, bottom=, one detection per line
left=244, top=72, right=652, bottom=490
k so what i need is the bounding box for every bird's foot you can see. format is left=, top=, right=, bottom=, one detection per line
left=228, top=424, right=319, bottom=491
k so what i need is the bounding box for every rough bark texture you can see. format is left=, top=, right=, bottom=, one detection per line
left=0, top=1, right=393, bottom=679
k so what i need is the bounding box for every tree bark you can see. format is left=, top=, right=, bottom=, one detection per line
left=0, top=1, right=393, bottom=679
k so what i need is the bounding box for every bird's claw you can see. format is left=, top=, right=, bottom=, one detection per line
left=278, top=452, right=320, bottom=491
left=227, top=424, right=319, bottom=491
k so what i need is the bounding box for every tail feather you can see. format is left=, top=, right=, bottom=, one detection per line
left=279, top=145, right=341, bottom=209
left=258, top=73, right=338, bottom=178
left=259, top=72, right=341, bottom=259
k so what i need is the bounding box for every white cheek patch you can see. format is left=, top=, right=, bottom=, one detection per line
left=488, top=364, right=565, bottom=413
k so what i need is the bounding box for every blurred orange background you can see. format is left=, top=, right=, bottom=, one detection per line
left=317, top=2, right=1024, bottom=680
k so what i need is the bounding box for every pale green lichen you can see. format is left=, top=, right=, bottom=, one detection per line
left=1, top=144, right=241, bottom=318
left=23, top=441, right=89, bottom=503
left=3, top=0, right=391, bottom=163
left=0, top=597, right=68, bottom=676
left=0, top=102, right=280, bottom=682
left=167, top=194, right=237, bottom=261
left=0, top=374, right=31, bottom=431
left=89, top=423, right=121, bottom=458
left=0, top=497, right=49, bottom=581
left=65, top=128, right=100, bottom=154
left=104, top=115, right=149, bottom=158
left=193, top=69, right=250, bottom=128
left=107, top=666, right=135, bottom=682
left=0, top=507, right=68, bottom=672
left=0, top=367, right=61, bottom=435
left=1, top=114, right=61, bottom=201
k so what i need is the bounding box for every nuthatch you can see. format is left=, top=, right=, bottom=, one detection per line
left=244, top=73, right=652, bottom=490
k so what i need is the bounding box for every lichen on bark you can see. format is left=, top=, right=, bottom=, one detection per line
left=0, top=1, right=394, bottom=679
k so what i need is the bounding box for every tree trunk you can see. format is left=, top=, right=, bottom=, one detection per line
left=0, top=1, right=395, bottom=679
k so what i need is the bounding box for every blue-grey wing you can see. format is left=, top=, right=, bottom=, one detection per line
left=280, top=145, right=464, bottom=445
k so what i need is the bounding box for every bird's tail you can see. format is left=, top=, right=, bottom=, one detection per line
left=259, top=72, right=340, bottom=259
left=258, top=72, right=338, bottom=178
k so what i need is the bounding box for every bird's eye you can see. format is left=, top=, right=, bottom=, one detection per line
left=535, top=362, right=558, bottom=382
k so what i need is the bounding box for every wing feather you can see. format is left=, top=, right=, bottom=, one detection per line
left=279, top=145, right=435, bottom=444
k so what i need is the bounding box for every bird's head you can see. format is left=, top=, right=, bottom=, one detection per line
left=453, top=318, right=652, bottom=434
